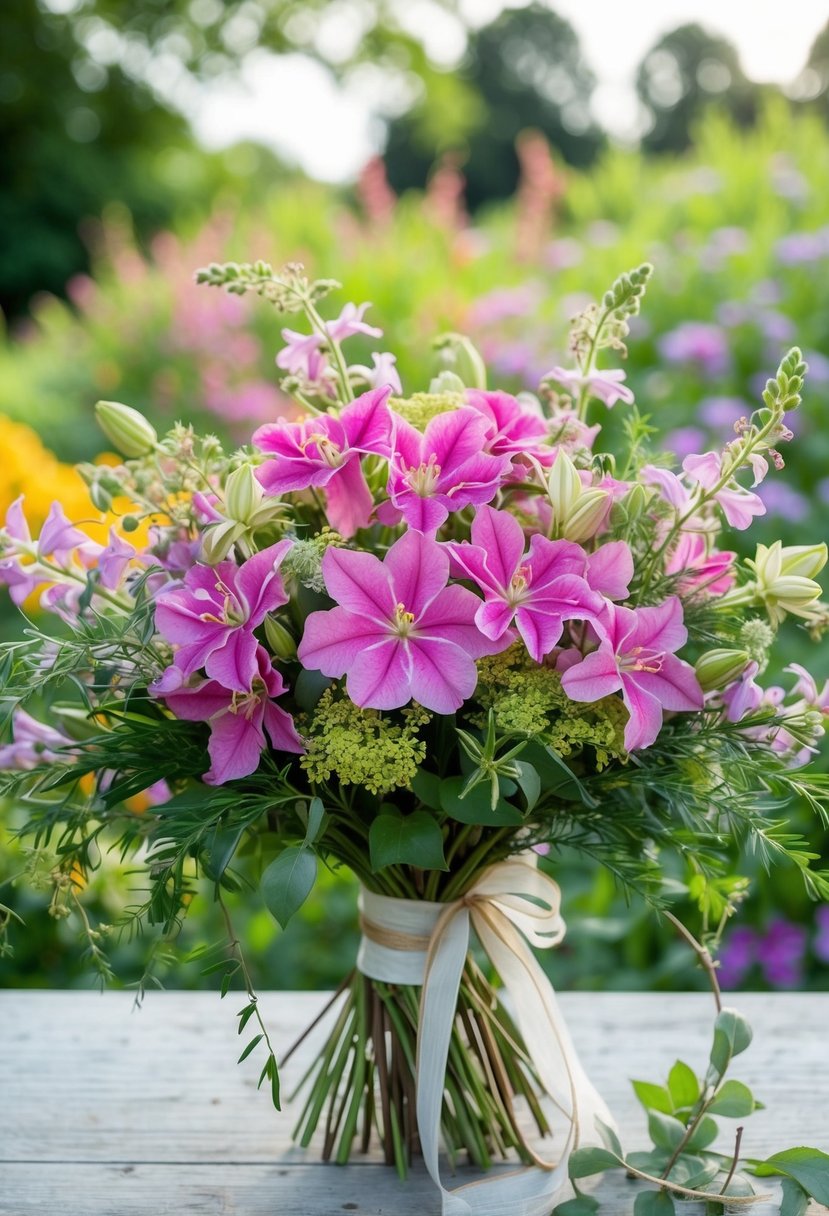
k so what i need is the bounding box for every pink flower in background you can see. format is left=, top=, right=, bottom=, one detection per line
left=641, top=465, right=691, bottom=512
left=465, top=390, right=551, bottom=462
left=298, top=530, right=499, bottom=714
left=276, top=329, right=327, bottom=380
left=98, top=528, right=136, bottom=590
left=786, top=663, right=829, bottom=714
left=254, top=387, right=392, bottom=537
left=153, top=646, right=303, bottom=785
left=384, top=407, right=511, bottom=532
left=154, top=541, right=292, bottom=691
left=659, top=322, right=730, bottom=378
left=37, top=502, right=101, bottom=566
left=561, top=597, right=703, bottom=750
left=326, top=302, right=383, bottom=343
left=369, top=352, right=402, bottom=393
left=0, top=710, right=74, bottom=769
left=447, top=506, right=603, bottom=662
left=666, top=532, right=736, bottom=596
left=546, top=366, right=635, bottom=408
left=683, top=452, right=766, bottom=530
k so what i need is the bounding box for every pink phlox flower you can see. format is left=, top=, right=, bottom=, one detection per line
left=153, top=645, right=303, bottom=785
left=546, top=366, right=635, bottom=408
left=585, top=541, right=634, bottom=601
left=547, top=409, right=602, bottom=453
left=641, top=465, right=691, bottom=512
left=326, top=302, right=383, bottom=343
left=384, top=407, right=511, bottom=532
left=276, top=328, right=326, bottom=379
left=369, top=352, right=402, bottom=394
left=0, top=709, right=74, bottom=769
left=192, top=491, right=223, bottom=523
left=98, top=528, right=136, bottom=590
left=37, top=502, right=102, bottom=566
left=465, top=390, right=552, bottom=462
left=682, top=452, right=765, bottom=530
left=254, top=386, right=392, bottom=538
left=297, top=530, right=501, bottom=714
left=666, top=532, right=736, bottom=596
left=560, top=597, right=703, bottom=751
left=154, top=540, right=292, bottom=692
left=446, top=505, right=603, bottom=662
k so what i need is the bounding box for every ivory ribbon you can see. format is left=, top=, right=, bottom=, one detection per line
left=357, top=858, right=614, bottom=1216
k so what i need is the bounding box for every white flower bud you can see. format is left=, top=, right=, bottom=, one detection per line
left=224, top=464, right=261, bottom=525
left=695, top=649, right=750, bottom=692
left=95, top=400, right=157, bottom=458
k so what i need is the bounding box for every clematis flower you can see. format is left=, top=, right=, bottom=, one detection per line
left=153, top=646, right=303, bottom=785
left=465, top=390, right=551, bottom=462
left=560, top=597, right=703, bottom=750
left=546, top=366, right=635, bottom=408
left=297, top=530, right=499, bottom=714
left=154, top=540, right=292, bottom=692
left=682, top=452, right=765, bottom=530
left=446, top=506, right=603, bottom=662
left=666, top=532, right=736, bottom=596
left=383, top=407, right=511, bottom=532
left=254, top=386, right=392, bottom=538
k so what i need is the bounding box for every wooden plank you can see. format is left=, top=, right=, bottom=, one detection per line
left=0, top=991, right=826, bottom=1214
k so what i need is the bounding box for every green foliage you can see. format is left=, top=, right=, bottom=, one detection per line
left=368, top=809, right=448, bottom=872
left=261, top=848, right=318, bottom=930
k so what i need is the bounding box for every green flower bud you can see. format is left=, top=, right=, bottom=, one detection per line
left=561, top=488, right=611, bottom=543
left=546, top=450, right=583, bottom=520
left=224, top=463, right=261, bottom=525
left=95, top=400, right=157, bottom=458
left=264, top=615, right=296, bottom=660
left=746, top=541, right=826, bottom=625
left=429, top=370, right=466, bottom=395
left=432, top=332, right=487, bottom=390
left=621, top=482, right=651, bottom=521
left=695, top=649, right=750, bottom=692
left=201, top=520, right=244, bottom=564
left=778, top=543, right=828, bottom=580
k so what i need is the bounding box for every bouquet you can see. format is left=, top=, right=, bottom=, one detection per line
left=2, top=260, right=828, bottom=1213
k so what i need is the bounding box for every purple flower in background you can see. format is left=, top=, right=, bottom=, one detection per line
left=154, top=646, right=303, bottom=785
left=546, top=366, right=635, bottom=408
left=298, top=530, right=499, bottom=714
left=369, top=352, right=402, bottom=393
left=761, top=919, right=807, bottom=989
left=814, top=906, right=829, bottom=964
left=717, top=926, right=757, bottom=989
left=467, top=284, right=544, bottom=327
left=664, top=427, right=707, bottom=461
left=699, top=396, right=749, bottom=432
left=659, top=323, right=730, bottom=378
left=774, top=229, right=829, bottom=265
left=757, top=481, right=809, bottom=522
left=802, top=350, right=829, bottom=384
left=0, top=709, right=74, bottom=769
left=98, top=528, right=136, bottom=590
left=544, top=238, right=583, bottom=270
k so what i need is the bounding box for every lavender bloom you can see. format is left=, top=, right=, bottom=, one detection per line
left=761, top=919, right=807, bottom=989
left=774, top=228, right=829, bottom=265
left=716, top=926, right=757, bottom=989
left=699, top=396, right=749, bottom=432
left=659, top=323, right=730, bottom=378
left=814, top=905, right=829, bottom=964
left=664, top=427, right=707, bottom=461
left=802, top=350, right=829, bottom=384
left=757, top=481, right=810, bottom=522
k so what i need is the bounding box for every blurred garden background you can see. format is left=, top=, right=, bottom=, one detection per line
left=2, top=0, right=829, bottom=995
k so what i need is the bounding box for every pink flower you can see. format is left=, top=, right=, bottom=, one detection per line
left=326, top=302, right=383, bottom=343
left=154, top=541, right=292, bottom=692
left=297, top=530, right=498, bottom=714
left=682, top=452, right=765, bottom=530
left=37, top=502, right=100, bottom=565
left=369, top=352, right=402, bottom=393
left=722, top=661, right=763, bottom=722
left=465, top=390, right=551, bottom=462
left=276, top=329, right=327, bottom=380
left=446, top=506, right=603, bottom=662
left=641, top=465, right=691, bottom=511
left=786, top=663, right=829, bottom=713
left=0, top=709, right=73, bottom=769
left=98, top=528, right=136, bottom=590
left=561, top=597, right=703, bottom=750
left=254, top=387, right=391, bottom=538
left=153, top=646, right=303, bottom=785
left=666, top=532, right=736, bottom=596
left=383, top=407, right=511, bottom=532
left=585, top=541, right=634, bottom=601
left=546, top=367, right=635, bottom=408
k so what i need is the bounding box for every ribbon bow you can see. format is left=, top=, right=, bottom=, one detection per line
left=358, top=857, right=612, bottom=1216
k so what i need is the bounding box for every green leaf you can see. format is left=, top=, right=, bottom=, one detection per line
left=626, top=1150, right=670, bottom=1175
left=667, top=1060, right=699, bottom=1110
left=237, top=1003, right=256, bottom=1033
left=553, top=1198, right=599, bottom=1216
left=238, top=1033, right=263, bottom=1063
left=369, top=810, right=448, bottom=872
left=513, top=761, right=540, bottom=811
left=303, top=796, right=325, bottom=847
left=294, top=667, right=332, bottom=711
left=707, top=1079, right=756, bottom=1118
left=681, top=1163, right=722, bottom=1190
left=754, top=1148, right=829, bottom=1203
left=439, top=775, right=523, bottom=825
left=685, top=1116, right=719, bottom=1151
left=647, top=1111, right=686, bottom=1152
left=596, top=1117, right=623, bottom=1158
left=633, top=1080, right=674, bottom=1115
left=261, top=847, right=317, bottom=929
left=707, top=1007, right=753, bottom=1083
left=568, top=1146, right=623, bottom=1178
left=780, top=1177, right=810, bottom=1216
left=633, top=1191, right=675, bottom=1216
left=412, top=768, right=442, bottom=810
left=204, top=824, right=246, bottom=883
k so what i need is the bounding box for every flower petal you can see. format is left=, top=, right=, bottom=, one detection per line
left=408, top=637, right=478, bottom=714
left=236, top=540, right=292, bottom=625
left=625, top=597, right=687, bottom=656
left=515, top=606, right=565, bottom=662
left=298, top=607, right=385, bottom=676
left=635, top=655, right=703, bottom=712
left=263, top=701, right=305, bottom=754
left=619, top=675, right=664, bottom=751
left=205, top=709, right=266, bottom=784
left=560, top=646, right=622, bottom=703
left=347, top=640, right=412, bottom=709
left=423, top=407, right=490, bottom=475
left=468, top=506, right=524, bottom=589
left=323, top=456, right=374, bottom=538
left=586, top=541, right=634, bottom=601
left=384, top=530, right=449, bottom=617
left=320, top=546, right=395, bottom=621
left=204, top=628, right=259, bottom=692
left=340, top=385, right=392, bottom=454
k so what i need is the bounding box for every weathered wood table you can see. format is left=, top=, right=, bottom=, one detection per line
left=0, top=991, right=825, bottom=1215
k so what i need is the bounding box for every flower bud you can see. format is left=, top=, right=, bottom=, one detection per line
left=200, top=520, right=243, bottom=564
left=622, top=482, right=651, bottom=521
left=432, top=333, right=487, bottom=390
left=95, top=400, right=157, bottom=458
left=264, top=614, right=296, bottom=660
left=748, top=540, right=825, bottom=625
left=695, top=649, right=750, bottom=692
left=224, top=464, right=261, bottom=525
left=546, top=450, right=583, bottom=520
left=561, top=488, right=611, bottom=543
left=778, top=543, right=828, bottom=580
left=429, top=370, right=466, bottom=395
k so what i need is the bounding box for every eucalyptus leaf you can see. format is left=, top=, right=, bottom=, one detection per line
left=667, top=1060, right=699, bottom=1110
left=633, top=1190, right=675, bottom=1216
left=685, top=1115, right=718, bottom=1151
left=369, top=810, right=448, bottom=872
left=754, top=1147, right=829, bottom=1203
left=567, top=1146, right=623, bottom=1178
left=647, top=1111, right=687, bottom=1152
left=596, top=1117, right=624, bottom=1158
left=552, top=1198, right=600, bottom=1216
left=707, top=1007, right=753, bottom=1084
left=633, top=1080, right=674, bottom=1115
left=779, top=1177, right=810, bottom=1216
left=707, top=1079, right=756, bottom=1118
left=261, top=847, right=317, bottom=928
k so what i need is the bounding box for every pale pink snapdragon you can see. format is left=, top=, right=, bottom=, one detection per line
left=546, top=366, right=635, bottom=408
left=682, top=452, right=766, bottom=530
